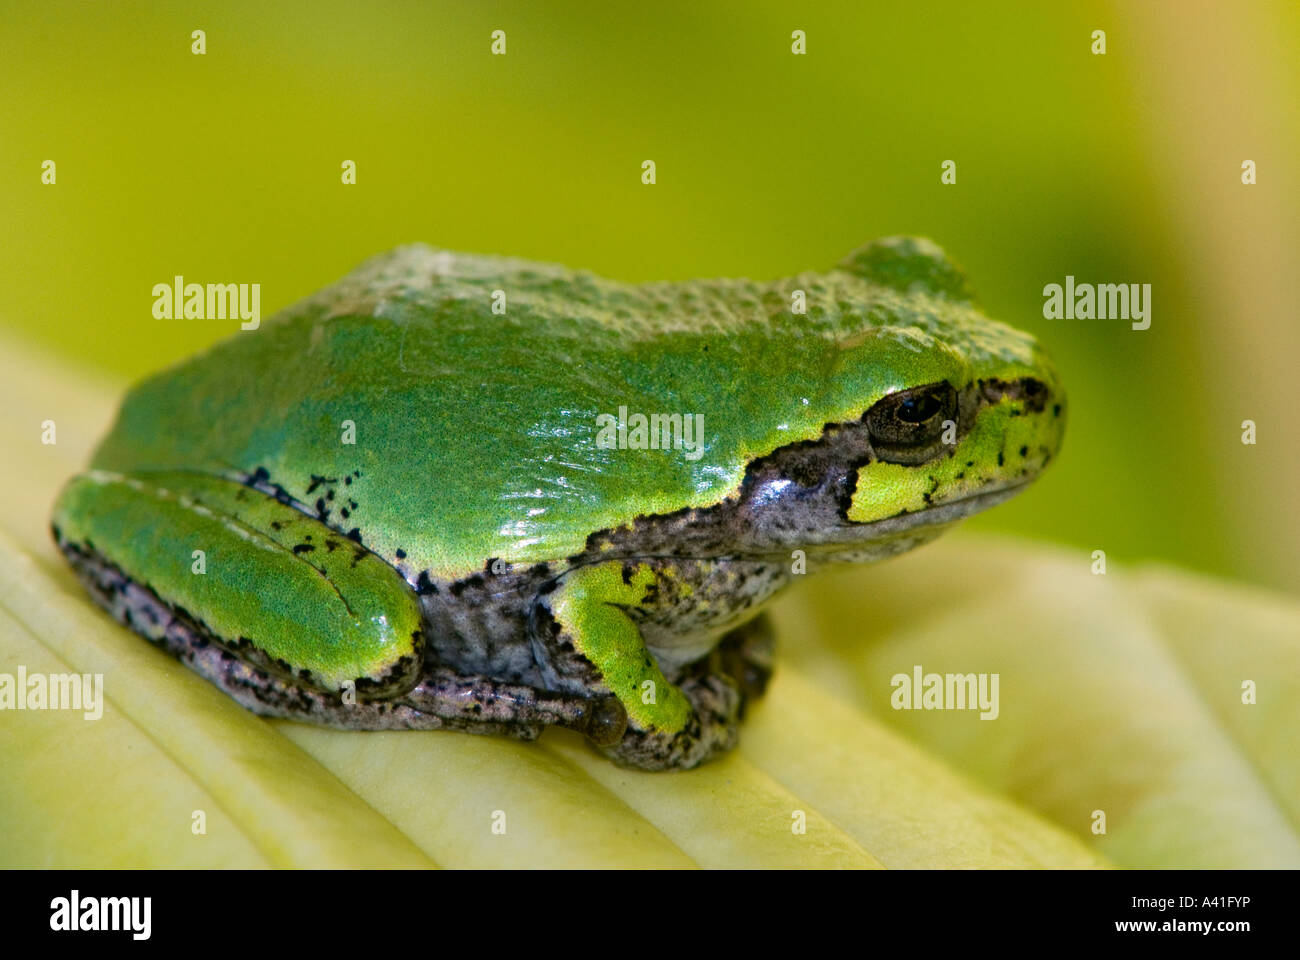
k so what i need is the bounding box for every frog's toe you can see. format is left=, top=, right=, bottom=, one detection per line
left=579, top=695, right=629, bottom=746
left=599, top=674, right=743, bottom=771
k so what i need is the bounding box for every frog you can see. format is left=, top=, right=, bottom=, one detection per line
left=50, top=236, right=1065, bottom=770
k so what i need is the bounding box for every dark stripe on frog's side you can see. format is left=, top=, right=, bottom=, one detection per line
left=563, top=375, right=1050, bottom=561
left=233, top=374, right=1046, bottom=584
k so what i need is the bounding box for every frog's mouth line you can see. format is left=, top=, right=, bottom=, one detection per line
left=848, top=480, right=1030, bottom=539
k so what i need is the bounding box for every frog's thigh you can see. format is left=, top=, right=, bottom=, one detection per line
left=537, top=560, right=751, bottom=770
left=59, top=549, right=453, bottom=730
left=53, top=469, right=426, bottom=697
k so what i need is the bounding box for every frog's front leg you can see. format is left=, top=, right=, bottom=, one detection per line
left=51, top=470, right=625, bottom=743
left=532, top=560, right=777, bottom=770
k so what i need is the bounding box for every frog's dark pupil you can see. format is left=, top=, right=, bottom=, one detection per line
left=897, top=393, right=939, bottom=423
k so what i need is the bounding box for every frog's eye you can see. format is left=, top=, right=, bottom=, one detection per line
left=865, top=382, right=957, bottom=461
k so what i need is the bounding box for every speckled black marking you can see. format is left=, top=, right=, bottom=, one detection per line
left=306, top=474, right=337, bottom=495
left=242, top=467, right=298, bottom=507
left=982, top=376, right=1049, bottom=413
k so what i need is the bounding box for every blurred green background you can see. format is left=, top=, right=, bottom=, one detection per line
left=2, top=0, right=1297, bottom=593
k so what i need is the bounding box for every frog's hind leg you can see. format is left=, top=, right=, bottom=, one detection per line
left=52, top=470, right=626, bottom=743
left=58, top=532, right=627, bottom=741
left=532, top=560, right=779, bottom=770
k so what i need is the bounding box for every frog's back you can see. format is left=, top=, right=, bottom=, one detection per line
left=90, top=243, right=1050, bottom=578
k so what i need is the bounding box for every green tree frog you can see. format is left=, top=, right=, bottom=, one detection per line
left=52, top=237, right=1064, bottom=770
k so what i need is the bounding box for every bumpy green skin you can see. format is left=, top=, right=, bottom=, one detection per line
left=51, top=237, right=1065, bottom=769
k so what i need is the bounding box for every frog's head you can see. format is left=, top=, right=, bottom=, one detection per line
left=736, top=237, right=1065, bottom=559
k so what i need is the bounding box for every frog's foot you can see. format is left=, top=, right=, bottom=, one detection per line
left=600, top=671, right=743, bottom=770
left=533, top=561, right=778, bottom=771
left=399, top=669, right=627, bottom=743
